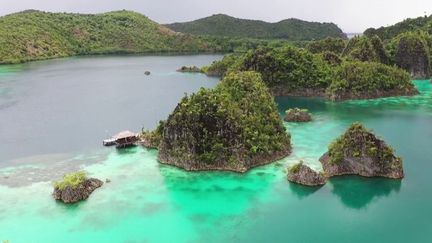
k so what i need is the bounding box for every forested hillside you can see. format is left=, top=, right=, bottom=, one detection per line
left=364, top=15, right=432, bottom=40
left=0, top=10, right=215, bottom=64
left=166, top=14, right=347, bottom=40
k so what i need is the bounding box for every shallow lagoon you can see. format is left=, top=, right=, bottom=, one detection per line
left=0, top=55, right=431, bottom=243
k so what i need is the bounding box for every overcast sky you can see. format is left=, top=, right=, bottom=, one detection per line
left=1, top=0, right=431, bottom=32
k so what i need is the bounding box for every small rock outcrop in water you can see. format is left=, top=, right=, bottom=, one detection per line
left=287, top=161, right=327, bottom=186
left=177, top=66, right=202, bottom=73
left=284, top=108, right=312, bottom=122
left=319, top=122, right=404, bottom=179
left=157, top=71, right=291, bottom=172
left=144, top=71, right=151, bottom=75
left=53, top=171, right=103, bottom=204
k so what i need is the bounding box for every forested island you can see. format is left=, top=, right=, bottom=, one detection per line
left=142, top=71, right=291, bottom=172
left=202, top=42, right=418, bottom=100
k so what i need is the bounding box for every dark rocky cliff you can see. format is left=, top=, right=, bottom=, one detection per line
left=394, top=32, right=431, bottom=79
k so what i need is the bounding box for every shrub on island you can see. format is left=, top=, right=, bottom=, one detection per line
left=156, top=71, right=292, bottom=172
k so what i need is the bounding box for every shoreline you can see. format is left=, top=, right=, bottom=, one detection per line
left=157, top=144, right=292, bottom=173
left=0, top=50, right=228, bottom=66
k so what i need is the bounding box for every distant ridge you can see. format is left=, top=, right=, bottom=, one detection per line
left=166, top=14, right=347, bottom=40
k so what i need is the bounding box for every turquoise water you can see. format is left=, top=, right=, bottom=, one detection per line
left=0, top=56, right=432, bottom=242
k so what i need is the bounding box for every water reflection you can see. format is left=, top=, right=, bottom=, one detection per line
left=288, top=182, right=321, bottom=199
left=329, top=176, right=402, bottom=209
left=115, top=146, right=139, bottom=155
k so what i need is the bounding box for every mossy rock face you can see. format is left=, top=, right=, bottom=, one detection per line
left=284, top=108, right=312, bottom=122
left=287, top=161, right=327, bottom=186
left=393, top=32, right=431, bottom=79
left=319, top=122, right=404, bottom=179
left=158, top=71, right=291, bottom=172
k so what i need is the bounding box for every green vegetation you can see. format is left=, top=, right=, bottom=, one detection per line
left=159, top=71, right=291, bottom=167
left=342, top=35, right=389, bottom=64
left=387, top=32, right=431, bottom=79
left=197, top=35, right=295, bottom=53
left=328, top=122, right=401, bottom=167
left=0, top=10, right=220, bottom=64
left=364, top=15, right=432, bottom=40
left=0, top=10, right=304, bottom=64
left=166, top=14, right=347, bottom=41
left=327, top=61, right=416, bottom=100
left=141, top=120, right=166, bottom=148
left=54, top=171, right=87, bottom=190
left=207, top=43, right=417, bottom=100
left=306, top=37, right=347, bottom=54
left=288, top=160, right=304, bottom=174
left=238, top=46, right=334, bottom=92
left=202, top=54, right=242, bottom=77
left=320, top=51, right=343, bottom=66
left=362, top=14, right=432, bottom=78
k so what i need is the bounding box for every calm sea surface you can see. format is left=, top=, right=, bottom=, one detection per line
left=0, top=55, right=431, bottom=243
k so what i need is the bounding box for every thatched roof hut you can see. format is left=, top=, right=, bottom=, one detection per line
left=113, top=131, right=138, bottom=148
